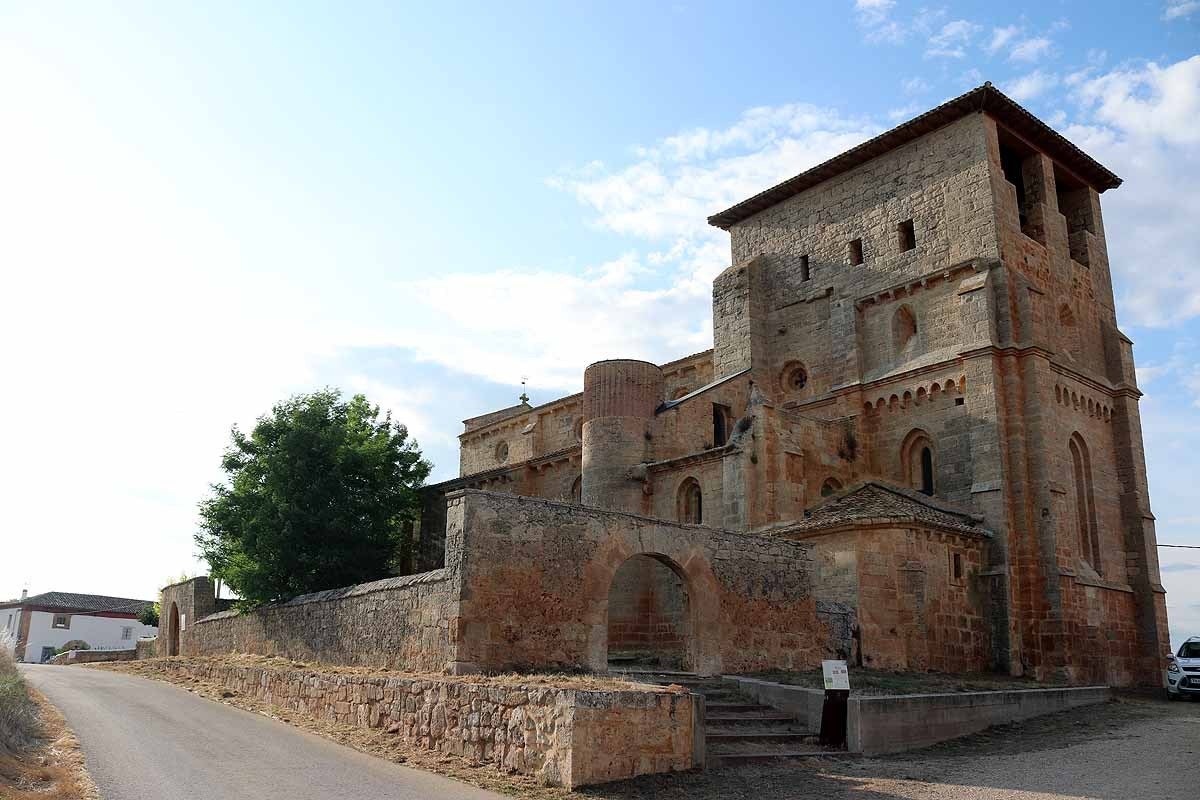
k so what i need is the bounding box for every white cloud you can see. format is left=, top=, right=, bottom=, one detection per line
left=854, top=0, right=907, bottom=43
left=925, top=20, right=981, bottom=59
left=1065, top=56, right=1200, bottom=326
left=402, top=104, right=877, bottom=390
left=986, top=25, right=1021, bottom=55
left=902, top=76, right=930, bottom=95
left=1010, top=36, right=1053, bottom=62
left=1164, top=0, right=1200, bottom=19
left=1005, top=70, right=1059, bottom=101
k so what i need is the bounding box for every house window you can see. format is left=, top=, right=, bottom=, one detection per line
left=713, top=403, right=733, bottom=447
left=52, top=614, right=70, bottom=630
left=953, top=552, right=963, bottom=581
left=898, top=219, right=916, bottom=252
left=494, top=441, right=509, bottom=464
left=800, top=254, right=810, bottom=282
left=678, top=478, right=703, bottom=524
left=122, top=626, right=133, bottom=641
left=848, top=238, right=864, bottom=266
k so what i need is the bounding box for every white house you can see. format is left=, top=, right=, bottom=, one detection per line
left=1, top=590, right=158, bottom=663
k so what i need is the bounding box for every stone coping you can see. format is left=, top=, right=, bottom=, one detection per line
left=197, top=568, right=449, bottom=623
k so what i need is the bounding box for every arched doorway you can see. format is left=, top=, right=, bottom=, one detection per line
left=606, top=554, right=692, bottom=671
left=167, top=602, right=180, bottom=656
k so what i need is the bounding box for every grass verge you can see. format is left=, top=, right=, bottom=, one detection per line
left=0, top=647, right=99, bottom=800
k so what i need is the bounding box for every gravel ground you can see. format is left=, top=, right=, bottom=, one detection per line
left=581, top=695, right=1200, bottom=800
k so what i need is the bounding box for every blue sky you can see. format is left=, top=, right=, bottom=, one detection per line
left=1, top=2, right=1197, bottom=647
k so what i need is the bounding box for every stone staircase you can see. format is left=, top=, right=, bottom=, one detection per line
left=614, top=669, right=834, bottom=766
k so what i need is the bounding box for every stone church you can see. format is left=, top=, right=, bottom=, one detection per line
left=417, top=83, right=1169, bottom=687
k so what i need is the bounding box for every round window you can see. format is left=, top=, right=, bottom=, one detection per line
left=495, top=441, right=509, bottom=463
left=782, top=363, right=808, bottom=393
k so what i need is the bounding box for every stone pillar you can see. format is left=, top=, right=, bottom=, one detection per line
left=581, top=360, right=663, bottom=513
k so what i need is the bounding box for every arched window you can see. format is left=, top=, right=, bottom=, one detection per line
left=713, top=403, right=732, bottom=447
left=677, top=478, right=702, bottom=524
left=820, top=477, right=842, bottom=497
left=1070, top=433, right=1101, bottom=573
left=893, top=305, right=918, bottom=358
left=901, top=429, right=936, bottom=496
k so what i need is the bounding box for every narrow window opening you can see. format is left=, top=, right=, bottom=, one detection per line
left=952, top=552, right=963, bottom=581
left=799, top=254, right=810, bottom=282
left=999, top=142, right=1028, bottom=229
left=713, top=403, right=732, bottom=447
left=1055, top=165, right=1096, bottom=265
left=898, top=219, right=916, bottom=252
left=678, top=478, right=703, bottom=524
left=920, top=447, right=934, bottom=496
left=848, top=238, right=864, bottom=266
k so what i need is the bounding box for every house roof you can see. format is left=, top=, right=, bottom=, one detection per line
left=0, top=591, right=154, bottom=615
left=772, top=481, right=991, bottom=537
left=708, top=82, right=1122, bottom=231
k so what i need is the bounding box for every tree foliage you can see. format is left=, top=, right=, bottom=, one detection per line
left=196, top=389, right=431, bottom=607
left=138, top=603, right=160, bottom=627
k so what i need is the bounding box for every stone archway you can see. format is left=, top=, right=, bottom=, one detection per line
left=606, top=554, right=692, bottom=670
left=167, top=601, right=180, bottom=656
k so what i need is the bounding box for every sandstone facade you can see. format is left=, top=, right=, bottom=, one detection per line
left=419, top=84, right=1167, bottom=686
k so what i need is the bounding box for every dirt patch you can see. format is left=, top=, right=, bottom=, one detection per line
left=747, top=667, right=1068, bottom=695
left=0, top=686, right=100, bottom=800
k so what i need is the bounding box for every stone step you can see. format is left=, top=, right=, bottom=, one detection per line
left=710, top=749, right=848, bottom=767
left=706, top=730, right=818, bottom=746
left=707, top=711, right=805, bottom=725
left=705, top=702, right=776, bottom=713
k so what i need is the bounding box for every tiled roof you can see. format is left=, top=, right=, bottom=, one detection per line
left=708, top=83, right=1122, bottom=230
left=773, top=481, right=990, bottom=537
left=0, top=591, right=154, bottom=615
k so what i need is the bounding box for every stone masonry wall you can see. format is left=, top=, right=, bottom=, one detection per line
left=449, top=489, right=845, bottom=675
left=141, top=658, right=699, bottom=789
left=182, top=570, right=458, bottom=672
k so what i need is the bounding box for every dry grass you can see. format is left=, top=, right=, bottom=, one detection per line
left=0, top=646, right=99, bottom=800
left=748, top=667, right=1068, bottom=696
left=104, top=653, right=654, bottom=692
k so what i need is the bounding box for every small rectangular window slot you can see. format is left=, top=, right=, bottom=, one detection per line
left=848, top=238, right=864, bottom=266
left=955, top=397, right=965, bottom=406
left=898, top=219, right=916, bottom=252
left=799, top=254, right=810, bottom=282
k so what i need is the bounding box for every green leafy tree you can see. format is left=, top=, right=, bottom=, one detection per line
left=196, top=389, right=431, bottom=607
left=138, top=603, right=160, bottom=627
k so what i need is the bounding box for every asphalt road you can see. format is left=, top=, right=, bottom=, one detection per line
left=21, top=663, right=506, bottom=800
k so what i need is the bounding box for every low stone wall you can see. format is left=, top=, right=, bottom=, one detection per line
left=848, top=685, right=1112, bottom=755
left=136, top=638, right=157, bottom=660
left=726, top=676, right=1112, bottom=755
left=142, top=658, right=701, bottom=788
left=50, top=648, right=137, bottom=665
left=184, top=570, right=458, bottom=672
